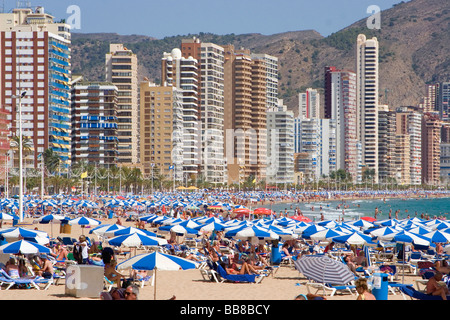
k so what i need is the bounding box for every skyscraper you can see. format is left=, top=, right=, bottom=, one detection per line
left=0, top=7, right=72, bottom=169
left=250, top=53, right=278, bottom=111
left=378, top=105, right=396, bottom=184
left=105, top=44, right=139, bottom=165
left=222, top=45, right=267, bottom=185
left=71, top=80, right=119, bottom=167
left=325, top=67, right=358, bottom=183
left=395, top=106, right=422, bottom=185
left=438, top=82, right=450, bottom=121
left=161, top=48, right=201, bottom=180
left=299, top=88, right=320, bottom=120
left=267, top=101, right=294, bottom=185
left=139, top=81, right=184, bottom=181
left=181, top=38, right=226, bottom=185
left=356, top=34, right=379, bottom=183
left=422, top=113, right=442, bottom=185
left=419, top=84, right=439, bottom=113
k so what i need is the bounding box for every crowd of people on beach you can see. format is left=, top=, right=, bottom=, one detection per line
left=0, top=188, right=449, bottom=300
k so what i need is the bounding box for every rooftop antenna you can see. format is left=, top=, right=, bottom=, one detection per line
left=16, top=1, right=31, bottom=8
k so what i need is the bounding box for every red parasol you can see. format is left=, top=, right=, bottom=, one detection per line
left=253, top=208, right=274, bottom=216
left=361, top=216, right=377, bottom=222
left=291, top=215, right=313, bottom=223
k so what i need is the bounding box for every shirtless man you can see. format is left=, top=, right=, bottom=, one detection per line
left=40, top=254, right=54, bottom=279
left=426, top=271, right=449, bottom=300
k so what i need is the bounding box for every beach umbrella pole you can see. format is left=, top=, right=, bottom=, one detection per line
left=154, top=267, right=157, bottom=300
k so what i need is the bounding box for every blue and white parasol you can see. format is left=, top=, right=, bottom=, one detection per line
left=0, top=239, right=51, bottom=255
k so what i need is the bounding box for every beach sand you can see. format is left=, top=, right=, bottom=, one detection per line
left=0, top=217, right=423, bottom=301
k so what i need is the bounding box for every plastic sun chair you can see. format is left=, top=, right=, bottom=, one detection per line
left=0, top=272, right=16, bottom=290
left=399, top=284, right=450, bottom=300
left=132, top=274, right=153, bottom=288
left=103, top=276, right=114, bottom=292
left=305, top=281, right=356, bottom=297
left=215, top=264, right=265, bottom=284
left=199, top=259, right=221, bottom=283
left=0, top=269, right=52, bottom=290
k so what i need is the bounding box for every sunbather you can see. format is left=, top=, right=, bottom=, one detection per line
left=50, top=243, right=69, bottom=262
left=355, top=277, right=376, bottom=300
left=104, top=259, right=125, bottom=288
left=5, top=257, right=20, bottom=279
left=426, top=271, right=449, bottom=300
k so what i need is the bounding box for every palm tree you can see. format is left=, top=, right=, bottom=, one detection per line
left=43, top=149, right=61, bottom=174
left=10, top=135, right=33, bottom=168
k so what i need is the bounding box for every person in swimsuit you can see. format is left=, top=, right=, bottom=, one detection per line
left=355, top=277, right=376, bottom=300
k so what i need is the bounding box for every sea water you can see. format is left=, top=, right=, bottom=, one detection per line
left=263, top=197, right=450, bottom=222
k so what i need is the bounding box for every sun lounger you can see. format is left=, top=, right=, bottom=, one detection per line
left=0, top=269, right=53, bottom=290
left=199, top=259, right=221, bottom=283
left=399, top=284, right=450, bottom=300
left=306, top=281, right=356, bottom=297
left=0, top=274, right=16, bottom=290
left=216, top=264, right=265, bottom=284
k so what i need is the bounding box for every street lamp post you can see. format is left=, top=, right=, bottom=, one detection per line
left=13, top=91, right=26, bottom=222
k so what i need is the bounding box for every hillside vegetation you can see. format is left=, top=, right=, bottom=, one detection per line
left=71, top=0, right=449, bottom=113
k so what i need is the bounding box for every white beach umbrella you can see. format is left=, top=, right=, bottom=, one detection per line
left=116, top=251, right=198, bottom=300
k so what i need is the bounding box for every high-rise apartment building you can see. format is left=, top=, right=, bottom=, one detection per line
left=419, top=84, right=439, bottom=113
left=442, top=123, right=450, bottom=143
left=139, top=81, right=184, bottom=180
left=356, top=34, right=379, bottom=183
left=299, top=88, right=320, bottom=120
left=422, top=113, right=441, bottom=185
left=395, top=106, right=422, bottom=185
left=105, top=44, right=139, bottom=164
left=222, top=45, right=267, bottom=185
left=181, top=38, right=226, bottom=185
left=294, top=117, right=336, bottom=181
left=325, top=67, right=358, bottom=183
left=438, top=82, right=450, bottom=121
left=161, top=48, right=200, bottom=180
left=267, top=101, right=294, bottom=185
left=440, top=142, right=450, bottom=184
left=395, top=134, right=411, bottom=185
left=0, top=7, right=72, bottom=168
left=250, top=53, right=278, bottom=111
left=378, top=105, right=396, bottom=184
left=71, top=80, right=119, bottom=166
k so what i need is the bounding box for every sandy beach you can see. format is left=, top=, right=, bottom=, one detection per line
left=0, top=216, right=426, bottom=301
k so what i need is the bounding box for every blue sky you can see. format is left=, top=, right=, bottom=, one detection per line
left=6, top=0, right=406, bottom=38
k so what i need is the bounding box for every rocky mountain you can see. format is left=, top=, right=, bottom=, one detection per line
left=70, top=0, right=449, bottom=114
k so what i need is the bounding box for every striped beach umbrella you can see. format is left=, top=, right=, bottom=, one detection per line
left=107, top=233, right=168, bottom=247
left=294, top=255, right=355, bottom=285
left=68, top=216, right=101, bottom=234
left=369, top=226, right=400, bottom=240
left=0, top=227, right=49, bottom=242
left=105, top=227, right=157, bottom=238
left=393, top=231, right=431, bottom=247
left=0, top=239, right=51, bottom=255
left=116, top=251, right=199, bottom=300
left=90, top=224, right=127, bottom=236
left=309, top=228, right=346, bottom=241
left=68, top=217, right=101, bottom=226
left=117, top=251, right=198, bottom=271
left=0, top=212, right=17, bottom=221
left=333, top=231, right=376, bottom=246
left=234, top=225, right=278, bottom=240
left=423, top=230, right=450, bottom=244
left=349, top=219, right=374, bottom=230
